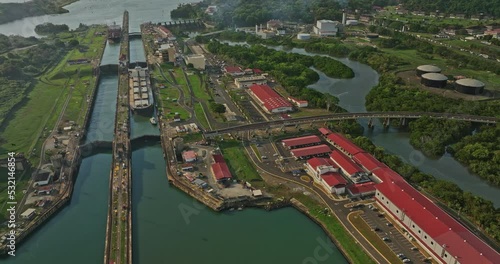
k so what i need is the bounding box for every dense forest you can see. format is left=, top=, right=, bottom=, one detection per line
left=352, top=135, right=500, bottom=243
left=0, top=0, right=76, bottom=25
left=170, top=2, right=208, bottom=19
left=34, top=23, right=69, bottom=35
left=449, top=125, right=500, bottom=186
left=401, top=0, right=500, bottom=17
left=0, top=34, right=40, bottom=53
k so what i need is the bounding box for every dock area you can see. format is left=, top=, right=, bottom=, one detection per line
left=103, top=10, right=132, bottom=264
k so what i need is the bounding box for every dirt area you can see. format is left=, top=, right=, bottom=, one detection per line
left=190, top=45, right=205, bottom=55
left=218, top=184, right=253, bottom=198
left=397, top=70, right=495, bottom=100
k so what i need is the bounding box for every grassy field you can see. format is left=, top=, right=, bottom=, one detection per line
left=172, top=67, right=192, bottom=105
left=153, top=66, right=190, bottom=120
left=0, top=26, right=106, bottom=159
left=348, top=212, right=401, bottom=264
left=295, top=194, right=376, bottom=264
left=187, top=73, right=211, bottom=101
left=193, top=102, right=210, bottom=129
left=219, top=140, right=263, bottom=183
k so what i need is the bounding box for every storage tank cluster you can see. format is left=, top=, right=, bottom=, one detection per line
left=455, top=78, right=485, bottom=95
left=416, top=65, right=441, bottom=77
left=416, top=65, right=485, bottom=94
left=420, top=73, right=448, bottom=88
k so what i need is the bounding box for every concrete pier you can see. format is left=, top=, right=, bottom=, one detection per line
left=103, top=10, right=132, bottom=264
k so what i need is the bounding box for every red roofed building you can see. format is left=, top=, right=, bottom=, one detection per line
left=327, top=133, right=364, bottom=156
left=253, top=68, right=263, bottom=74
left=347, top=182, right=376, bottom=197
left=375, top=180, right=500, bottom=264
left=223, top=66, right=244, bottom=76
left=212, top=154, right=225, bottom=163
left=211, top=163, right=232, bottom=181
left=329, top=150, right=363, bottom=177
left=306, top=157, right=338, bottom=177
left=321, top=172, right=347, bottom=194
left=318, top=127, right=333, bottom=136
left=282, top=135, right=321, bottom=149
left=182, top=150, right=197, bottom=163
left=249, top=84, right=293, bottom=113
left=353, top=152, right=386, bottom=172
left=290, top=144, right=331, bottom=160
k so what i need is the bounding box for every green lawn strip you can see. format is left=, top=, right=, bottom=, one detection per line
left=157, top=86, right=190, bottom=120
left=0, top=168, right=31, bottom=222
left=194, top=102, right=210, bottom=130
left=182, top=132, right=204, bottom=143
left=349, top=212, right=401, bottom=264
left=250, top=144, right=262, bottom=161
left=295, top=194, right=376, bottom=264
left=172, top=68, right=191, bottom=104
left=187, top=73, right=210, bottom=101
left=219, top=140, right=263, bottom=183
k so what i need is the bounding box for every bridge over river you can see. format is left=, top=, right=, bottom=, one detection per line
left=204, top=111, right=498, bottom=135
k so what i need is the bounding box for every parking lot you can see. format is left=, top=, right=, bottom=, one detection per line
left=360, top=203, right=428, bottom=263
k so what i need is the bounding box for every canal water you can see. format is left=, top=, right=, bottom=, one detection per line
left=0, top=0, right=187, bottom=37
left=84, top=74, right=119, bottom=143
left=100, top=42, right=120, bottom=66
left=4, top=152, right=112, bottom=264
left=132, top=143, right=347, bottom=264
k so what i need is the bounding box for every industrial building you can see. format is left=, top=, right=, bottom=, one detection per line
left=305, top=157, right=347, bottom=194
left=234, top=75, right=267, bottom=88
left=159, top=44, right=176, bottom=62
left=33, top=169, right=53, bottom=186
left=282, top=135, right=321, bottom=149
left=314, top=20, right=342, bottom=37
left=290, top=144, right=331, bottom=160
left=318, top=127, right=333, bottom=136
left=326, top=133, right=364, bottom=156
left=211, top=154, right=232, bottom=182
left=297, top=33, right=311, bottom=40
left=416, top=65, right=442, bottom=77
left=420, top=73, right=448, bottom=88
left=184, top=54, right=206, bottom=70
left=329, top=150, right=364, bottom=177
left=249, top=84, right=293, bottom=113
left=321, top=133, right=500, bottom=264
left=223, top=66, right=245, bottom=76
left=455, top=78, right=485, bottom=95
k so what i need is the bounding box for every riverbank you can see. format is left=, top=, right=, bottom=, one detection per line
left=0, top=0, right=79, bottom=25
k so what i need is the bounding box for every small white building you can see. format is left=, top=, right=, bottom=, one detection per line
left=314, top=20, right=342, bottom=37
left=21, top=208, right=36, bottom=219
left=288, top=97, right=308, bottom=108
left=184, top=54, right=206, bottom=70
left=234, top=75, right=267, bottom=88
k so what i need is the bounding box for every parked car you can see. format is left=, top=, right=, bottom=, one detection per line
left=403, top=259, right=411, bottom=263
left=386, top=222, right=393, bottom=227
left=397, top=253, right=406, bottom=259
left=382, top=237, right=390, bottom=241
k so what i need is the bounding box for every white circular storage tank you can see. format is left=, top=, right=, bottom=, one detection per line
left=297, top=33, right=311, bottom=40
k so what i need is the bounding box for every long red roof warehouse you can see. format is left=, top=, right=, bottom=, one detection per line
left=282, top=135, right=321, bottom=148
left=376, top=180, right=500, bottom=263
left=212, top=154, right=225, bottom=163
left=329, top=150, right=363, bottom=175
left=291, top=144, right=331, bottom=158
left=327, top=133, right=364, bottom=156
left=211, top=162, right=232, bottom=180
left=353, top=152, right=386, bottom=172
left=249, top=84, right=292, bottom=112
left=318, top=127, right=333, bottom=136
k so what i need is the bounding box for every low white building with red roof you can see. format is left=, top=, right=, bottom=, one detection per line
left=290, top=144, right=331, bottom=160
left=182, top=150, right=197, bottom=163
left=305, top=157, right=346, bottom=194
left=288, top=97, right=308, bottom=107
left=281, top=135, right=321, bottom=149
left=223, top=66, right=245, bottom=76
left=249, top=84, right=293, bottom=113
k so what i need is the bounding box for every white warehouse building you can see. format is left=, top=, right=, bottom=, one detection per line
left=314, top=20, right=342, bottom=37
